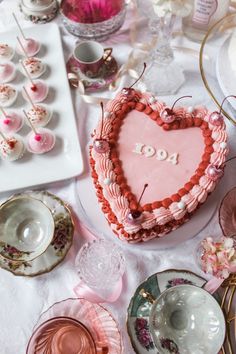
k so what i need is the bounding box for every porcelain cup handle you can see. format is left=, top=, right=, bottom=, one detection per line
left=139, top=289, right=156, bottom=304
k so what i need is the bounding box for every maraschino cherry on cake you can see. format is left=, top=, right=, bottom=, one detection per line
left=89, top=65, right=229, bottom=243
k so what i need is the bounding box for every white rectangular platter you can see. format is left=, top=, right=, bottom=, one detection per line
left=0, top=23, right=83, bottom=193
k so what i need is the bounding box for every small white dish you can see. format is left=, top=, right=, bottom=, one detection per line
left=0, top=195, right=55, bottom=262
left=149, top=285, right=226, bottom=354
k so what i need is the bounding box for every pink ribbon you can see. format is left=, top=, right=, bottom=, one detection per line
left=73, top=277, right=123, bottom=303
left=204, top=265, right=236, bottom=294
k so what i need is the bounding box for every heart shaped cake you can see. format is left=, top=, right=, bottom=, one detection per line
left=90, top=89, right=228, bottom=243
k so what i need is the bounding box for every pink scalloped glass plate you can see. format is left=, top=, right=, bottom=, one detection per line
left=219, top=186, right=236, bottom=237
left=31, top=298, right=122, bottom=354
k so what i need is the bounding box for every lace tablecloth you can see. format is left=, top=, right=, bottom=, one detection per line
left=0, top=1, right=235, bottom=353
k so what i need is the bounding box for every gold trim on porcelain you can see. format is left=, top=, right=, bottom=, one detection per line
left=199, top=13, right=236, bottom=126
left=126, top=269, right=208, bottom=354
left=0, top=190, right=74, bottom=277
left=0, top=194, right=55, bottom=262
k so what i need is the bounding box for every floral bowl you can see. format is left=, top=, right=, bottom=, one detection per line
left=149, top=285, right=225, bottom=354
left=0, top=195, right=55, bottom=262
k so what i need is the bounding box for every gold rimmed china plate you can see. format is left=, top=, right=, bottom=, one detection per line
left=200, top=13, right=236, bottom=125
left=0, top=190, right=74, bottom=276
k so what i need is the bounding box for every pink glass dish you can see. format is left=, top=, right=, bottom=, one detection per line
left=219, top=187, right=236, bottom=238
left=60, top=0, right=126, bottom=40
left=31, top=298, right=123, bottom=354
left=26, top=317, right=96, bottom=354
left=61, top=0, right=124, bottom=23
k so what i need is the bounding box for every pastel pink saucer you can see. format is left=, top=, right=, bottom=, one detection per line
left=0, top=112, right=23, bottom=134
left=219, top=187, right=236, bottom=237
left=29, top=298, right=122, bottom=354
left=22, top=80, right=48, bottom=103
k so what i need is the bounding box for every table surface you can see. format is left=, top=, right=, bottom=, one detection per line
left=0, top=1, right=235, bottom=353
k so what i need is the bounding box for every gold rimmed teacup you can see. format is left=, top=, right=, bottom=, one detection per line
left=0, top=195, right=55, bottom=262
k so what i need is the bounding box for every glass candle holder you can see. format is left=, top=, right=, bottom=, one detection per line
left=75, top=238, right=125, bottom=300
left=60, top=0, right=127, bottom=41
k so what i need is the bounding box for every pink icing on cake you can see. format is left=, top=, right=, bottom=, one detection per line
left=26, top=128, right=55, bottom=154
left=90, top=90, right=228, bottom=243
left=23, top=80, right=48, bottom=103
left=0, top=112, right=23, bottom=134
left=0, top=63, right=16, bottom=83
left=117, top=110, right=205, bottom=203
left=16, top=37, right=40, bottom=57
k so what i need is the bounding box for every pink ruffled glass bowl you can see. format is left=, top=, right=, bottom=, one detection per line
left=60, top=0, right=127, bottom=41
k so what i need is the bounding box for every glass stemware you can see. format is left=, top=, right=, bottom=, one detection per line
left=144, top=14, right=185, bottom=95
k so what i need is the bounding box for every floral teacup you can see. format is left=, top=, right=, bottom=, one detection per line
left=141, top=284, right=225, bottom=354
left=0, top=195, right=54, bottom=262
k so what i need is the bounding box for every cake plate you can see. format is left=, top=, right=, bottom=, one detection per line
left=74, top=136, right=233, bottom=251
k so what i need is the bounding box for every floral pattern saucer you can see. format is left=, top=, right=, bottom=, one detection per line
left=127, top=269, right=213, bottom=354
left=0, top=190, right=74, bottom=277
left=30, top=298, right=123, bottom=354
left=66, top=54, right=118, bottom=92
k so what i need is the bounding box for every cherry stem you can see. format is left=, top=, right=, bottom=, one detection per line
left=219, top=95, right=236, bottom=115
left=224, top=155, right=236, bottom=164
left=171, top=95, right=192, bottom=111
left=99, top=102, right=104, bottom=140
left=137, top=183, right=148, bottom=206
left=129, top=63, right=147, bottom=89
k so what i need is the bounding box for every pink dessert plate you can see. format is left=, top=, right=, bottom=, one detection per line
left=66, top=54, right=118, bottom=92
left=26, top=316, right=97, bottom=354
left=28, top=298, right=123, bottom=354
left=219, top=186, right=236, bottom=238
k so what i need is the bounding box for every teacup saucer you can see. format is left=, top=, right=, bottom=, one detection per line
left=0, top=190, right=74, bottom=277
left=28, top=298, right=123, bottom=354
left=127, top=269, right=220, bottom=354
left=66, top=55, right=118, bottom=92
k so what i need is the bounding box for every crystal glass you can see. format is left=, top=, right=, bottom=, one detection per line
left=75, top=238, right=125, bottom=299
left=60, top=0, right=126, bottom=41
left=137, top=1, right=185, bottom=95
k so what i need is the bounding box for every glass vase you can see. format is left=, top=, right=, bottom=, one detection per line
left=60, top=0, right=127, bottom=41
left=143, top=13, right=185, bottom=96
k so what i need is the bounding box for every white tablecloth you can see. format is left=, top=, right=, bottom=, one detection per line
left=0, top=1, right=235, bottom=353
